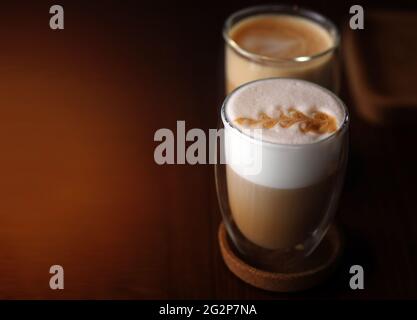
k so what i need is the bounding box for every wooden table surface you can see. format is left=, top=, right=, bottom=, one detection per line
left=0, top=0, right=416, bottom=299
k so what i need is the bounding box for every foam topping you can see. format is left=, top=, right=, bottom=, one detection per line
left=225, top=78, right=345, bottom=144
left=230, top=14, right=334, bottom=59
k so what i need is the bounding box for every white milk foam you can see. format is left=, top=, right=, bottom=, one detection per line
left=222, top=78, right=347, bottom=189
left=241, top=35, right=301, bottom=58
left=226, top=78, right=344, bottom=144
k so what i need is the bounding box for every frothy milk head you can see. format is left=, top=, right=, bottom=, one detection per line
left=223, top=78, right=347, bottom=189
left=225, top=78, right=345, bottom=144
left=229, top=14, right=334, bottom=60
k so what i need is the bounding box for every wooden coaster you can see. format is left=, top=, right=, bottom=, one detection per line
left=218, top=222, right=343, bottom=292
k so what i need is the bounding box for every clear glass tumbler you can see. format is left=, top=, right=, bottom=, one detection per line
left=215, top=78, right=349, bottom=270
left=224, top=5, right=340, bottom=94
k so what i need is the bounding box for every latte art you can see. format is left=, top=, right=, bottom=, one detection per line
left=226, top=79, right=344, bottom=144
left=235, top=108, right=337, bottom=135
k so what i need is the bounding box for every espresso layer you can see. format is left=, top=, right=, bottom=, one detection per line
left=226, top=165, right=336, bottom=250
left=230, top=14, right=333, bottom=59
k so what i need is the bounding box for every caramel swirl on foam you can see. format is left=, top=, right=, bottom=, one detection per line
left=235, top=108, right=337, bottom=134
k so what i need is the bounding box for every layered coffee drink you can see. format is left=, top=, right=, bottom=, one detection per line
left=221, top=78, right=347, bottom=251
left=224, top=6, right=339, bottom=93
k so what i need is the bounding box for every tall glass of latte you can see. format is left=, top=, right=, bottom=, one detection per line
left=224, top=5, right=340, bottom=94
left=215, top=78, right=348, bottom=269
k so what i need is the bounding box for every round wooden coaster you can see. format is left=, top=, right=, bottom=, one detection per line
left=218, top=222, right=344, bottom=292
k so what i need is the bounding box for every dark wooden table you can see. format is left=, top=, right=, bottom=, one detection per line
left=0, top=0, right=416, bottom=299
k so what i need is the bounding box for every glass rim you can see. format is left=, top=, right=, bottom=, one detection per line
left=221, top=77, right=349, bottom=149
left=223, top=4, right=340, bottom=64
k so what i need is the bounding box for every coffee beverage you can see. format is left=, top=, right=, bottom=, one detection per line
left=226, top=168, right=337, bottom=250
left=224, top=8, right=339, bottom=93
left=222, top=78, right=347, bottom=250
left=230, top=15, right=332, bottom=59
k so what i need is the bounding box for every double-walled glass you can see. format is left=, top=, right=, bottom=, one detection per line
left=224, top=5, right=340, bottom=94
left=215, top=79, right=349, bottom=270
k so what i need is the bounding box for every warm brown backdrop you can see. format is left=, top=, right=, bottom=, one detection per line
left=0, top=0, right=416, bottom=299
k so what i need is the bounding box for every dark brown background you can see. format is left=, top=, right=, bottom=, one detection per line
left=0, top=0, right=416, bottom=299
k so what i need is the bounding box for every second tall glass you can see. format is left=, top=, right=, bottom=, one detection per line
left=224, top=5, right=340, bottom=94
